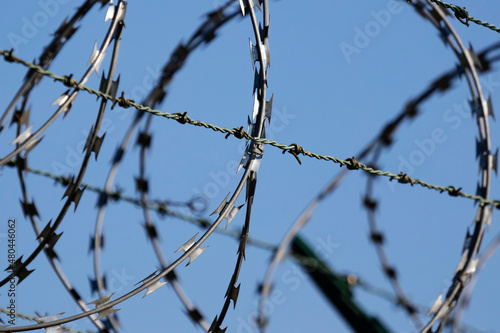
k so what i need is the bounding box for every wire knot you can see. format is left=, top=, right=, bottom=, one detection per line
left=344, top=156, right=361, bottom=170
left=390, top=172, right=414, bottom=186
left=112, top=91, right=135, bottom=109
left=454, top=6, right=469, bottom=27
left=3, top=49, right=16, bottom=63
left=226, top=126, right=247, bottom=139
left=61, top=74, right=78, bottom=89
left=283, top=143, right=304, bottom=165
left=174, top=112, right=190, bottom=124
left=446, top=186, right=462, bottom=196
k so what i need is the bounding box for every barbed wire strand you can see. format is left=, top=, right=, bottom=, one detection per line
left=1, top=48, right=499, bottom=211
left=426, top=0, right=500, bottom=33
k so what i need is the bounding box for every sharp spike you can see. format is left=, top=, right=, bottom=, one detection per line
left=136, top=132, right=152, bottom=148
left=71, top=186, right=86, bottom=211
left=175, top=233, right=198, bottom=253
left=249, top=39, right=258, bottom=70
left=469, top=98, right=480, bottom=117
left=246, top=174, right=257, bottom=201
left=210, top=193, right=230, bottom=216
left=487, top=95, right=495, bottom=120
left=87, top=293, right=120, bottom=320
left=464, top=257, right=479, bottom=276
left=237, top=150, right=249, bottom=174
left=93, top=50, right=106, bottom=76
left=225, top=283, right=241, bottom=308
left=252, top=0, right=262, bottom=11
left=99, top=72, right=109, bottom=97
left=38, top=313, right=65, bottom=333
left=10, top=105, right=30, bottom=126
left=6, top=256, right=34, bottom=284
left=468, top=43, right=483, bottom=71
left=427, top=293, right=443, bottom=315
left=252, top=93, right=260, bottom=121
left=253, top=68, right=260, bottom=94
left=46, top=232, right=62, bottom=250
left=491, top=148, right=498, bottom=175
left=37, top=220, right=53, bottom=241
left=51, top=89, right=70, bottom=108
left=463, top=229, right=472, bottom=252
left=455, top=249, right=469, bottom=274
left=247, top=115, right=254, bottom=135
left=263, top=38, right=271, bottom=68
left=91, top=133, right=106, bottom=160
left=88, top=41, right=99, bottom=64
left=20, top=199, right=39, bottom=218
left=186, top=308, right=203, bottom=323
left=261, top=122, right=266, bottom=139
left=135, top=177, right=149, bottom=193
left=476, top=182, right=486, bottom=199
left=475, top=137, right=484, bottom=159
left=225, top=204, right=244, bottom=229
left=238, top=0, right=245, bottom=15
left=110, top=75, right=120, bottom=99
left=105, top=3, right=115, bottom=22
left=144, top=223, right=158, bottom=240
left=175, top=233, right=207, bottom=266
left=248, top=155, right=262, bottom=173
left=265, top=94, right=273, bottom=124
left=10, top=124, right=33, bottom=145
left=187, top=246, right=207, bottom=266
left=135, top=270, right=168, bottom=298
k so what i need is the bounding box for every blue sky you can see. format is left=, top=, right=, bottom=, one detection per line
left=1, top=1, right=500, bottom=332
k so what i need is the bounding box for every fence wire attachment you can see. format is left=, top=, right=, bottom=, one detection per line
left=454, top=6, right=469, bottom=26
left=226, top=126, right=246, bottom=139
left=445, top=186, right=462, bottom=196
left=111, top=91, right=134, bottom=109
left=3, top=49, right=16, bottom=63
left=283, top=143, right=303, bottom=165
left=345, top=157, right=361, bottom=170
left=61, top=74, right=78, bottom=89
left=173, top=111, right=190, bottom=124
left=390, top=172, right=414, bottom=186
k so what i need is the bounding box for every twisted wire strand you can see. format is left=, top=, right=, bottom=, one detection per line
left=1, top=48, right=498, bottom=209
left=427, top=0, right=500, bottom=33
left=4, top=161, right=276, bottom=252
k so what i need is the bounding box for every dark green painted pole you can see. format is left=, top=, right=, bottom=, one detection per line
left=291, top=235, right=391, bottom=333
